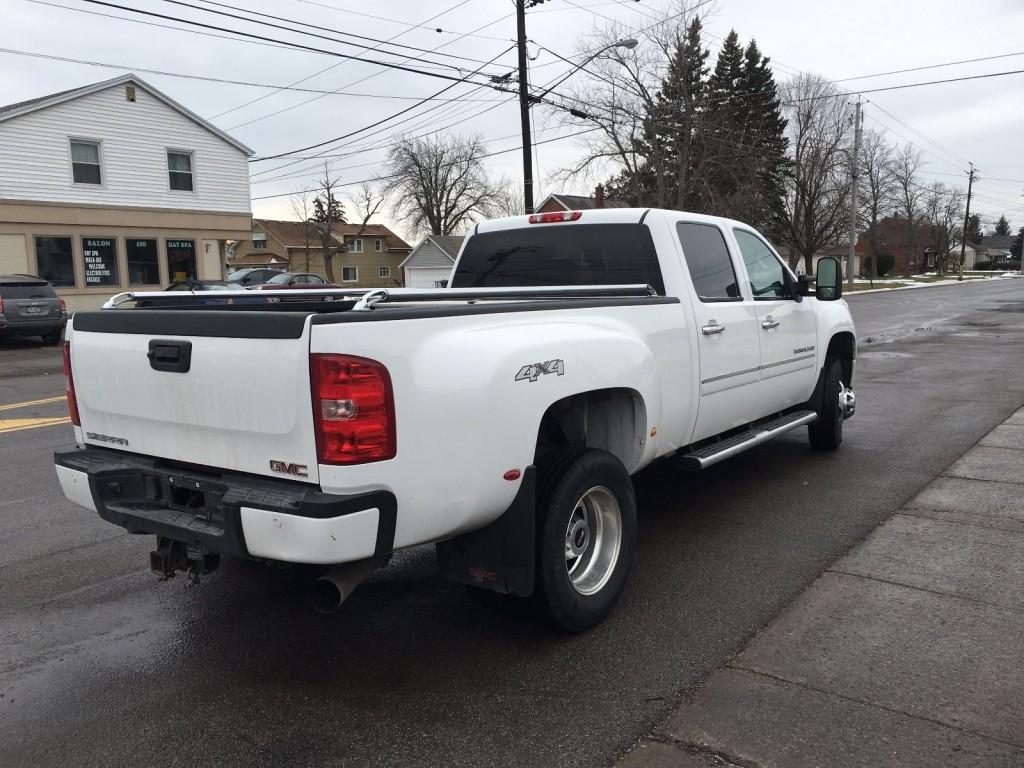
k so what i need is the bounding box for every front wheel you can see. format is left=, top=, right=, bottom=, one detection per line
left=535, top=448, right=637, bottom=632
left=808, top=357, right=844, bottom=450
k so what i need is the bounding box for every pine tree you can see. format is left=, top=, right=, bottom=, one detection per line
left=701, top=31, right=745, bottom=215
left=738, top=40, right=789, bottom=236
left=995, top=215, right=1011, bottom=236
left=644, top=17, right=709, bottom=209
left=966, top=213, right=983, bottom=244
left=312, top=193, right=346, bottom=224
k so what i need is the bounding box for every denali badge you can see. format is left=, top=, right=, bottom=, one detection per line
left=515, top=359, right=565, bottom=383
left=270, top=460, right=309, bottom=478
left=86, top=432, right=129, bottom=447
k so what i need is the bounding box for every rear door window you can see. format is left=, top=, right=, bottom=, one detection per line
left=675, top=222, right=741, bottom=302
left=0, top=282, right=57, bottom=299
left=451, top=223, right=665, bottom=294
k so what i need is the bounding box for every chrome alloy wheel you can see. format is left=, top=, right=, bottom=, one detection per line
left=564, top=486, right=623, bottom=596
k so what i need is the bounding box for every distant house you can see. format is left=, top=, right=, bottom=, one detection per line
left=535, top=185, right=629, bottom=214
left=0, top=73, right=253, bottom=309
left=856, top=217, right=935, bottom=274
left=976, top=234, right=1017, bottom=266
left=228, top=218, right=412, bottom=287
left=400, top=235, right=464, bottom=288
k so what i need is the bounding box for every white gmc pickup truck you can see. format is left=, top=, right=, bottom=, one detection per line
left=55, top=208, right=855, bottom=631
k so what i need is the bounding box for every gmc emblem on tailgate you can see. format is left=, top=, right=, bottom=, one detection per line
left=269, top=460, right=309, bottom=478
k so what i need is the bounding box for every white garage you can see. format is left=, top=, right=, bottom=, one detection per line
left=401, top=235, right=463, bottom=288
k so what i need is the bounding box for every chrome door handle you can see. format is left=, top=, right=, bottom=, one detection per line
left=761, top=317, right=780, bottom=330
left=702, top=321, right=725, bottom=335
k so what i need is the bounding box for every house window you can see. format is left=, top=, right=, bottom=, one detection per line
left=34, top=236, right=75, bottom=287
left=70, top=139, right=101, bottom=184
left=374, top=239, right=383, bottom=252
left=378, top=266, right=390, bottom=278
left=126, top=238, right=160, bottom=285
left=166, top=239, right=197, bottom=282
left=342, top=266, right=358, bottom=282
left=253, top=233, right=267, bottom=250
left=82, top=237, right=119, bottom=286
left=351, top=238, right=363, bottom=253
left=167, top=150, right=194, bottom=191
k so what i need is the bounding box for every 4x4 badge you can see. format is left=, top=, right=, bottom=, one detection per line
left=515, top=359, right=565, bottom=382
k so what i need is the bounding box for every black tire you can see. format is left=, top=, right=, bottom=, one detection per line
left=808, top=356, right=843, bottom=450
left=41, top=330, right=62, bottom=346
left=534, top=448, right=637, bottom=633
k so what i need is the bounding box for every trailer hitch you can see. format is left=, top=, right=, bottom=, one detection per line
left=150, top=537, right=220, bottom=586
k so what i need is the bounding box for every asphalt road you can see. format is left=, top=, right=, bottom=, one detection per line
left=2, top=279, right=1024, bottom=768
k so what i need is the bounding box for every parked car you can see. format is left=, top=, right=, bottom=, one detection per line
left=226, top=268, right=284, bottom=287
left=256, top=272, right=338, bottom=289
left=0, top=274, right=66, bottom=345
left=165, top=280, right=232, bottom=291
left=55, top=208, right=856, bottom=632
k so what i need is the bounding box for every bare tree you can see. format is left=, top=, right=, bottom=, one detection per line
left=778, top=74, right=852, bottom=274
left=555, top=3, right=705, bottom=207
left=924, top=182, right=964, bottom=275
left=857, top=128, right=898, bottom=281
left=311, top=165, right=346, bottom=281
left=890, top=143, right=926, bottom=277
left=288, top=187, right=316, bottom=272
left=385, top=134, right=499, bottom=235
left=488, top=178, right=525, bottom=218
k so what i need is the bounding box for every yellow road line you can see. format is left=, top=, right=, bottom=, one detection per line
left=0, top=395, right=67, bottom=412
left=0, top=416, right=71, bottom=434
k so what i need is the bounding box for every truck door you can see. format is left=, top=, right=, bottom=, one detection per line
left=731, top=228, right=818, bottom=414
left=674, top=220, right=762, bottom=442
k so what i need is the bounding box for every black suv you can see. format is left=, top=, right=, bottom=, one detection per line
left=0, top=275, right=67, bottom=345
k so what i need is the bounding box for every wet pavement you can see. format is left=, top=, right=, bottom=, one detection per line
left=2, top=279, right=1024, bottom=768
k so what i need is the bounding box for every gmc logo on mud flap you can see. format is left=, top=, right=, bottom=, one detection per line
left=515, top=359, right=565, bottom=383
left=269, top=460, right=308, bottom=478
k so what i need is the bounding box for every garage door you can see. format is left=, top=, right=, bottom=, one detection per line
left=406, top=267, right=453, bottom=288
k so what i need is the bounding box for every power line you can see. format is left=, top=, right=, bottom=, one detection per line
left=75, top=0, right=502, bottom=86
left=169, top=0, right=497, bottom=70
left=287, top=0, right=512, bottom=43
left=251, top=126, right=603, bottom=201
left=223, top=9, right=513, bottom=130
left=0, top=47, right=508, bottom=103
left=835, top=50, right=1024, bottom=83
left=249, top=45, right=515, bottom=161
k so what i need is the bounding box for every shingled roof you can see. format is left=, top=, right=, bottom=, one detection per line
left=255, top=219, right=412, bottom=251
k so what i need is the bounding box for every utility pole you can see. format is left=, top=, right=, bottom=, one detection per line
left=846, top=98, right=863, bottom=288
left=516, top=0, right=534, bottom=214
left=958, top=163, right=974, bottom=282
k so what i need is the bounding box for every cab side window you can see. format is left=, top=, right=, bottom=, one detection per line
left=734, top=229, right=790, bottom=299
left=676, top=222, right=741, bottom=302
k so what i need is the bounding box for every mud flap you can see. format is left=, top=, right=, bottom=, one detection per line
left=435, top=466, right=536, bottom=596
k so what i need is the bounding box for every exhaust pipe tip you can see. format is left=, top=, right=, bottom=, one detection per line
left=310, top=578, right=345, bottom=614
left=308, top=557, right=385, bottom=614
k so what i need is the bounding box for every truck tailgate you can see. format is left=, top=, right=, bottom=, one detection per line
left=69, top=310, right=319, bottom=484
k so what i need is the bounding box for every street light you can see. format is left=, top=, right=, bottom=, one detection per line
left=532, top=38, right=639, bottom=102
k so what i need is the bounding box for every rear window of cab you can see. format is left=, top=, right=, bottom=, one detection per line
left=451, top=223, right=665, bottom=295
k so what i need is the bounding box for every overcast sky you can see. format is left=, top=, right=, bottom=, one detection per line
left=3, top=0, right=1023, bottom=237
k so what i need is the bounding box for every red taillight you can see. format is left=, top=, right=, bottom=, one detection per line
left=311, top=354, right=395, bottom=465
left=63, top=341, right=80, bottom=426
left=528, top=210, right=582, bottom=224
left=58, top=297, right=67, bottom=315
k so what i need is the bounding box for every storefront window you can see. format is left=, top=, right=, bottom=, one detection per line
left=34, top=236, right=75, bottom=287
left=166, top=239, right=197, bottom=282
left=82, top=237, right=119, bottom=287
left=126, top=239, right=160, bottom=285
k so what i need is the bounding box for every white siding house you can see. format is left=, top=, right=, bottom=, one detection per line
left=401, top=235, right=464, bottom=288
left=0, top=74, right=253, bottom=310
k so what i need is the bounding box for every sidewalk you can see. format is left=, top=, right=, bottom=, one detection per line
left=618, top=409, right=1024, bottom=767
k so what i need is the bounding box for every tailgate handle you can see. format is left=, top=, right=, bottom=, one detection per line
left=147, top=340, right=192, bottom=373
